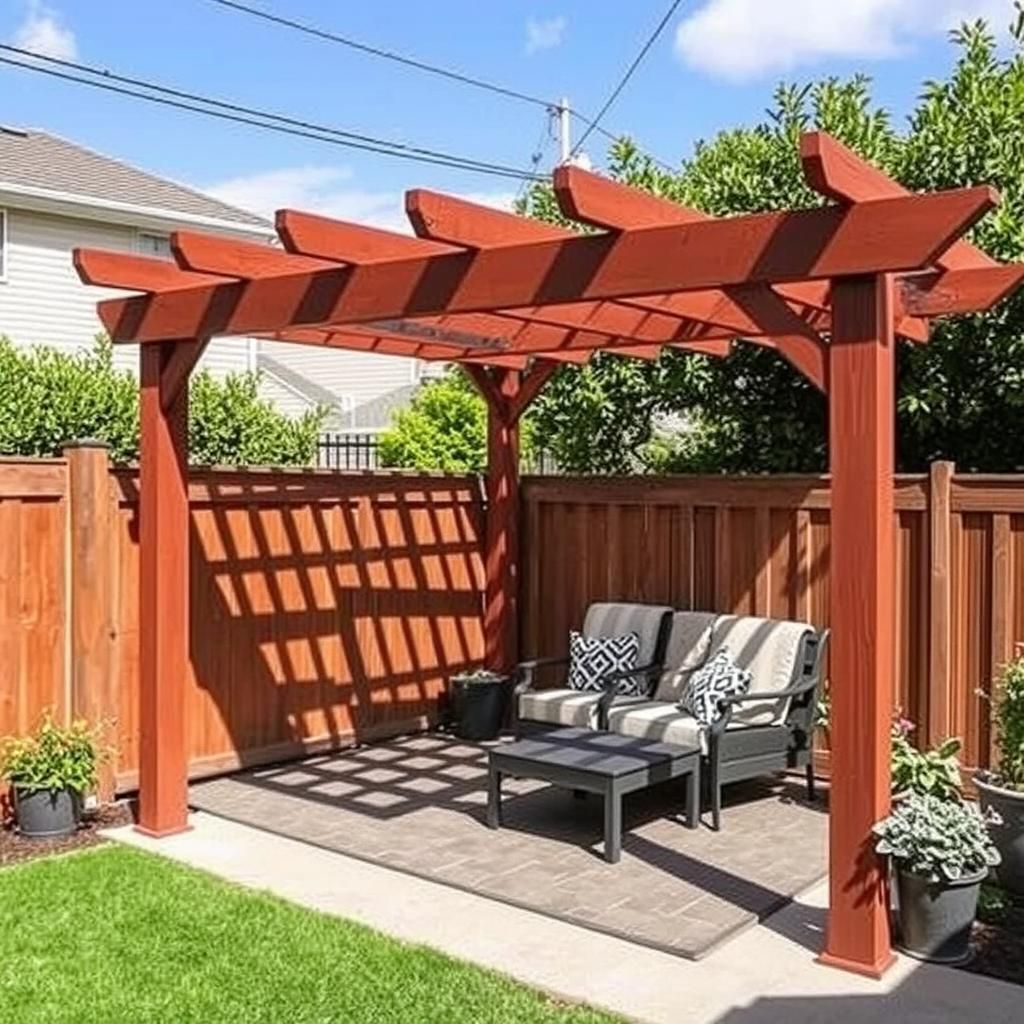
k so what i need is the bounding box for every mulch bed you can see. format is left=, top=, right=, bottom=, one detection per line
left=962, top=895, right=1024, bottom=987
left=0, top=802, right=135, bottom=868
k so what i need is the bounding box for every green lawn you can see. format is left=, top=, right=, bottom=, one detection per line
left=0, top=844, right=621, bottom=1024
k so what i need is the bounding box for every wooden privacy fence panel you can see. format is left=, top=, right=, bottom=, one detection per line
left=1, top=448, right=485, bottom=793
left=0, top=459, right=67, bottom=740
left=4, top=453, right=1023, bottom=790
left=520, top=467, right=1024, bottom=774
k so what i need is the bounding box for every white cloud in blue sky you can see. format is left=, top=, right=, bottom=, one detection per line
left=525, top=15, right=568, bottom=55
left=12, top=0, right=77, bottom=61
left=674, top=0, right=1008, bottom=81
left=206, top=165, right=514, bottom=235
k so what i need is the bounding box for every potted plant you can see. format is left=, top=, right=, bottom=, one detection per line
left=1, top=714, right=105, bottom=838
left=448, top=669, right=509, bottom=741
left=874, top=793, right=1000, bottom=964
left=975, top=652, right=1024, bottom=894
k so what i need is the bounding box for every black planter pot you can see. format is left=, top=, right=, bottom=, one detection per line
left=975, top=771, right=1024, bottom=895
left=14, top=786, right=81, bottom=839
left=449, top=675, right=509, bottom=741
left=894, top=863, right=985, bottom=965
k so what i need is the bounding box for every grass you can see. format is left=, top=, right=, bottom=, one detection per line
left=0, top=844, right=621, bottom=1024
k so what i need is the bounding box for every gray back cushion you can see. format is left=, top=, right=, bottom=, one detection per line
left=581, top=603, right=672, bottom=667
left=653, top=612, right=717, bottom=702
left=707, top=615, right=813, bottom=725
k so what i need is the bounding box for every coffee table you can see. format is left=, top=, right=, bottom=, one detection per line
left=486, top=727, right=701, bottom=863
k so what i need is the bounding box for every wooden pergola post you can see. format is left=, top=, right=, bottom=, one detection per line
left=136, top=339, right=204, bottom=837
left=466, top=362, right=557, bottom=673
left=820, top=274, right=897, bottom=976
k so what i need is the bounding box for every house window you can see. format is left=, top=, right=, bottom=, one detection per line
left=0, top=208, right=7, bottom=281
left=137, top=231, right=172, bottom=260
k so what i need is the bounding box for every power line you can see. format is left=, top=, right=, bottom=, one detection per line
left=572, top=0, right=685, bottom=158
left=204, top=0, right=556, bottom=111
left=0, top=45, right=545, bottom=182
left=202, top=0, right=678, bottom=172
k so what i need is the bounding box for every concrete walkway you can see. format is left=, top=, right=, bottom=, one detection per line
left=108, top=812, right=1021, bottom=1024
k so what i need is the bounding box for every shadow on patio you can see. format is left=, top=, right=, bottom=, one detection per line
left=190, top=731, right=828, bottom=959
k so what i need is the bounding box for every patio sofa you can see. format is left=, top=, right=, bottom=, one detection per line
left=514, top=605, right=828, bottom=830
left=513, top=602, right=674, bottom=734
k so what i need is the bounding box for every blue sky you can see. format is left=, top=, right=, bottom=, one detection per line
left=0, top=0, right=1014, bottom=229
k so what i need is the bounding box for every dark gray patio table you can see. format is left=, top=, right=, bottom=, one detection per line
left=486, top=727, right=701, bottom=864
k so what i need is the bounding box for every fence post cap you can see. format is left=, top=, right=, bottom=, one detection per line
left=62, top=438, right=111, bottom=452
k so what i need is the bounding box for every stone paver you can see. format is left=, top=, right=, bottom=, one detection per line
left=191, top=732, right=828, bottom=959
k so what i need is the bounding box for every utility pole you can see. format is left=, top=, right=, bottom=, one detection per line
left=557, top=97, right=571, bottom=165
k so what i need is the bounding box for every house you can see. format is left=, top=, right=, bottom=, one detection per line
left=0, top=125, right=270, bottom=378
left=0, top=125, right=442, bottom=428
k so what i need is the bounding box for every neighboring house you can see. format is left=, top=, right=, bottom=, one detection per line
left=0, top=125, right=272, bottom=377
left=257, top=344, right=446, bottom=431
left=0, top=124, right=444, bottom=427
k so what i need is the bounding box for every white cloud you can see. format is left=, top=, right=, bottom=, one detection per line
left=674, top=0, right=1008, bottom=81
left=205, top=165, right=515, bottom=235
left=12, top=0, right=77, bottom=61
left=525, top=15, right=568, bottom=54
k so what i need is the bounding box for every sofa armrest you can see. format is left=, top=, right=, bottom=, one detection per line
left=708, top=676, right=819, bottom=736
left=716, top=677, right=818, bottom=708
left=595, top=661, right=662, bottom=728
left=513, top=655, right=570, bottom=698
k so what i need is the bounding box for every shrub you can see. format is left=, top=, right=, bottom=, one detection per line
left=378, top=369, right=537, bottom=473
left=874, top=793, right=1000, bottom=883
left=0, top=336, right=325, bottom=466
left=1, top=713, right=106, bottom=795
left=991, top=653, right=1024, bottom=790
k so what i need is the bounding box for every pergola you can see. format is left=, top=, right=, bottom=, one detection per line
left=75, top=131, right=1024, bottom=978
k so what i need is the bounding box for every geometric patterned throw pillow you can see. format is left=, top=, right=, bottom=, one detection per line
left=567, top=631, right=640, bottom=692
left=680, top=648, right=752, bottom=728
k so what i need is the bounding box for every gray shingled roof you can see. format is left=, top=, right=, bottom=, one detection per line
left=0, top=126, right=270, bottom=229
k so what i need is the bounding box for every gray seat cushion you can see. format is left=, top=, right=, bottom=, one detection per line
left=519, top=689, right=647, bottom=729
left=607, top=701, right=754, bottom=755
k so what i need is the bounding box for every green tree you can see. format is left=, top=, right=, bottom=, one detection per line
left=378, top=369, right=544, bottom=473
left=0, top=336, right=325, bottom=465
left=522, top=17, right=1024, bottom=473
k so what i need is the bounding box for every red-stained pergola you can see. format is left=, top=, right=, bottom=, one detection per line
left=75, top=132, right=1024, bottom=978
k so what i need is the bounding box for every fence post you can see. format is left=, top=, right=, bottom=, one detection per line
left=928, top=460, right=955, bottom=746
left=65, top=440, right=116, bottom=801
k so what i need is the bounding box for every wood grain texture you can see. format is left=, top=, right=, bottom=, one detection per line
left=821, top=275, right=896, bottom=976
left=97, top=189, right=995, bottom=343
left=137, top=341, right=191, bottom=836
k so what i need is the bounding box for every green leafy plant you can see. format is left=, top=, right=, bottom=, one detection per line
left=890, top=715, right=963, bottom=800
left=874, top=793, right=1000, bottom=883
left=978, top=882, right=1015, bottom=924
left=990, top=652, right=1024, bottom=790
left=378, top=369, right=538, bottom=473
left=0, top=336, right=325, bottom=466
left=0, top=713, right=107, bottom=795
left=453, top=669, right=506, bottom=685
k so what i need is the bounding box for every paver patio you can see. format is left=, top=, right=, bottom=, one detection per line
left=191, top=732, right=827, bottom=958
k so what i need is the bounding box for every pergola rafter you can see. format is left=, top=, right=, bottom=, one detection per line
left=74, top=131, right=1024, bottom=981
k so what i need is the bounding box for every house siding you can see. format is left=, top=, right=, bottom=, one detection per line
left=258, top=340, right=424, bottom=426
left=0, top=206, right=249, bottom=378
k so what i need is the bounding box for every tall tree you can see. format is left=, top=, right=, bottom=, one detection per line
left=525, top=17, right=1024, bottom=472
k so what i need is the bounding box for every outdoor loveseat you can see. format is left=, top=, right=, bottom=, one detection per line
left=514, top=603, right=829, bottom=830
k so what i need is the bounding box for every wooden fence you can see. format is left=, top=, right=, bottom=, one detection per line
left=3, top=451, right=1022, bottom=792
left=0, top=448, right=484, bottom=792
left=520, top=468, right=1024, bottom=775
